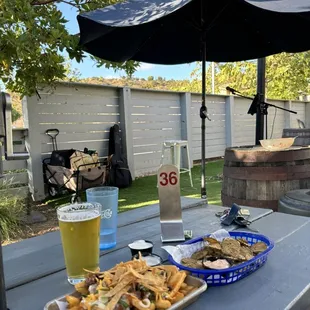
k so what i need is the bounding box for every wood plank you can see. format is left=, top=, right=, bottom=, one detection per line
left=133, top=138, right=170, bottom=146
left=38, top=122, right=119, bottom=133
left=37, top=113, right=119, bottom=123
left=3, top=200, right=206, bottom=290
left=131, top=90, right=180, bottom=102
left=191, top=104, right=226, bottom=111
left=1, top=172, right=28, bottom=185
left=131, top=114, right=181, bottom=122
left=234, top=131, right=256, bottom=139
left=133, top=146, right=161, bottom=155
left=192, top=114, right=226, bottom=121
left=133, top=152, right=161, bottom=162
left=12, top=145, right=26, bottom=153
left=132, top=98, right=180, bottom=108
left=3, top=160, right=27, bottom=171
left=193, top=151, right=225, bottom=159
left=192, top=138, right=226, bottom=147
left=223, top=165, right=310, bottom=181
left=193, top=217, right=310, bottom=310
left=5, top=205, right=272, bottom=310
left=0, top=186, right=29, bottom=198
left=41, top=142, right=108, bottom=155
left=131, top=106, right=181, bottom=114
left=132, top=129, right=179, bottom=139
left=191, top=95, right=226, bottom=104
left=132, top=121, right=181, bottom=130
left=36, top=102, right=119, bottom=114
left=192, top=144, right=225, bottom=152
left=41, top=132, right=110, bottom=144
left=191, top=127, right=225, bottom=136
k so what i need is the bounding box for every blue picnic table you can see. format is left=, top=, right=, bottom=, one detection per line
left=3, top=197, right=310, bottom=310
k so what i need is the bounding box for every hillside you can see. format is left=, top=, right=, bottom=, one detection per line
left=78, top=76, right=205, bottom=93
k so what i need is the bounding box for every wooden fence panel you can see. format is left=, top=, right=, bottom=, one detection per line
left=191, top=94, right=226, bottom=160
left=291, top=101, right=306, bottom=128
left=19, top=83, right=310, bottom=199
left=233, top=97, right=256, bottom=146
left=34, top=84, right=120, bottom=157
left=265, top=100, right=285, bottom=139
left=131, top=89, right=182, bottom=176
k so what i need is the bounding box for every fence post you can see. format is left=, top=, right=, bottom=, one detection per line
left=23, top=96, right=45, bottom=201
left=119, top=87, right=135, bottom=179
left=225, top=95, right=235, bottom=147
left=305, top=102, right=310, bottom=128
left=284, top=100, right=293, bottom=128
left=180, top=93, right=193, bottom=168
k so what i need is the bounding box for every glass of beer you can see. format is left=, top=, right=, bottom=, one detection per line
left=57, top=202, right=101, bottom=285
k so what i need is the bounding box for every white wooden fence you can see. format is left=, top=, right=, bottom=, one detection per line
left=6, top=82, right=309, bottom=201
left=1, top=129, right=28, bottom=197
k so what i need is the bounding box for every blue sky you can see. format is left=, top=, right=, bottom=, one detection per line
left=59, top=3, right=197, bottom=80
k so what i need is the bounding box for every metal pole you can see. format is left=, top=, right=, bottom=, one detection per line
left=211, top=62, right=215, bottom=94
left=0, top=232, right=7, bottom=310
left=256, top=58, right=266, bottom=145
left=200, top=40, right=207, bottom=199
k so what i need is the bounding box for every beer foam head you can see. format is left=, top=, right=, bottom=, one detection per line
left=57, top=203, right=100, bottom=222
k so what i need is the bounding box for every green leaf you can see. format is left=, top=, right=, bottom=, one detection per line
left=0, top=0, right=140, bottom=97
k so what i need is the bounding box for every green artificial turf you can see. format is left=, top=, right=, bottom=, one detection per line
left=42, top=159, right=224, bottom=212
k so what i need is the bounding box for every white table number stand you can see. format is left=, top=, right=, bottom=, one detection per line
left=158, top=164, right=185, bottom=242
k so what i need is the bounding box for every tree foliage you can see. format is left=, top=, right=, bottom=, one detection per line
left=75, top=51, right=310, bottom=102
left=0, top=0, right=139, bottom=97
left=189, top=52, right=310, bottom=100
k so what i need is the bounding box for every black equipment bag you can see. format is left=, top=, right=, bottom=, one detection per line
left=107, top=124, right=132, bottom=188
left=49, top=149, right=76, bottom=168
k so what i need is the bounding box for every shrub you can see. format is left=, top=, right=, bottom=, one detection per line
left=0, top=194, right=24, bottom=241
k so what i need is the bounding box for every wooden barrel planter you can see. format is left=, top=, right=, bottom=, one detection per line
left=283, top=128, right=310, bottom=146
left=221, top=146, right=310, bottom=211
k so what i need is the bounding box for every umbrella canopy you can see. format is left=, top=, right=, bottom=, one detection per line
left=77, top=0, right=310, bottom=199
left=78, top=0, right=310, bottom=64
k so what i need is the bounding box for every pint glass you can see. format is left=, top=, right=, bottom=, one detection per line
left=57, top=202, right=101, bottom=284
left=86, top=187, right=119, bottom=250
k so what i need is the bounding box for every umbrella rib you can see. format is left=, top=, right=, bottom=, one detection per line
left=204, top=2, right=231, bottom=33
left=128, top=25, right=164, bottom=61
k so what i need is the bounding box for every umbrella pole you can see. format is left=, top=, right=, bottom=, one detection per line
left=256, top=57, right=266, bottom=144
left=200, top=39, right=207, bottom=200
left=0, top=232, right=7, bottom=310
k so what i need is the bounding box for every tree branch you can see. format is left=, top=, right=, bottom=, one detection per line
left=59, top=0, right=79, bottom=7
left=31, top=0, right=57, bottom=5
left=31, top=0, right=79, bottom=7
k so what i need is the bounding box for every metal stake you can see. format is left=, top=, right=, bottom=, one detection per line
left=0, top=232, right=7, bottom=310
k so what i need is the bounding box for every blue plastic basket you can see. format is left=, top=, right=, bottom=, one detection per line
left=168, top=231, right=274, bottom=286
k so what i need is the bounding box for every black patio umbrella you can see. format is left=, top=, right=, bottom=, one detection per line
left=77, top=0, right=310, bottom=200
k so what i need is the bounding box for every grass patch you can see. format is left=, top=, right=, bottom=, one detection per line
left=42, top=159, right=224, bottom=212
left=0, top=194, right=25, bottom=240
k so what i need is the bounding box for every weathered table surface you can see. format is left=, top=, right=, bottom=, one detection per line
left=4, top=201, right=310, bottom=310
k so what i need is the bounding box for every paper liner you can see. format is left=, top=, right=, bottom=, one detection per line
left=162, top=229, right=239, bottom=284
left=55, top=300, right=68, bottom=310
left=161, top=229, right=230, bottom=264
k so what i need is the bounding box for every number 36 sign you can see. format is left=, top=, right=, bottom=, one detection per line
left=159, top=170, right=178, bottom=186
left=158, top=164, right=184, bottom=242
